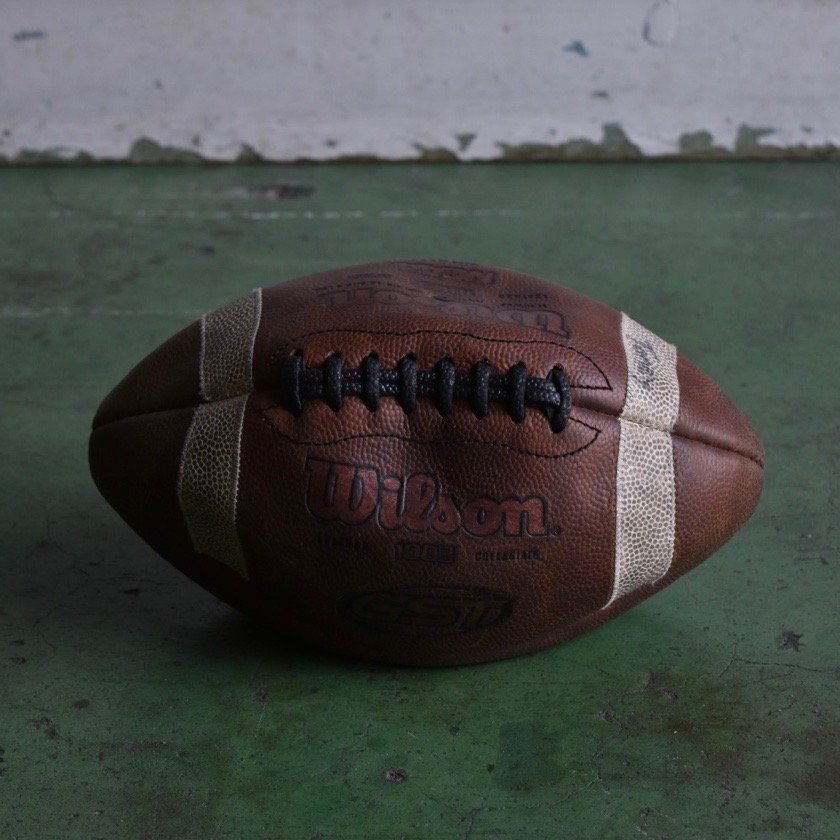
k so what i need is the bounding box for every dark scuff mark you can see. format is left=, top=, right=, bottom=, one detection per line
left=9, top=656, right=27, bottom=665
left=97, top=740, right=166, bottom=761
left=499, top=122, right=642, bottom=161
left=563, top=40, right=589, bottom=58
left=178, top=243, right=216, bottom=255
left=640, top=670, right=679, bottom=702
left=248, top=183, right=315, bottom=199
left=776, top=630, right=804, bottom=652
left=785, top=725, right=840, bottom=809
left=455, top=133, right=476, bottom=152
left=412, top=143, right=459, bottom=162
left=72, top=699, right=90, bottom=710
left=13, top=30, right=47, bottom=42
left=129, top=137, right=203, bottom=164
left=3, top=270, right=75, bottom=305
left=591, top=90, right=611, bottom=100
left=384, top=768, right=408, bottom=783
left=28, top=717, right=59, bottom=739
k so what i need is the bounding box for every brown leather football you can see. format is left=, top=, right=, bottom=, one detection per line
left=89, top=260, right=764, bottom=666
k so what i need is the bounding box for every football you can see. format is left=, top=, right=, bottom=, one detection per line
left=89, top=260, right=764, bottom=666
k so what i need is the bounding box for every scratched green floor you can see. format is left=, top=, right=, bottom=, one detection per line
left=1, top=163, right=837, bottom=839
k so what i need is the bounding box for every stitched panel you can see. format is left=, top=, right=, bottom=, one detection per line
left=177, top=396, right=249, bottom=578
left=200, top=289, right=262, bottom=401
left=608, top=313, right=679, bottom=605
left=619, top=314, right=679, bottom=431
left=609, top=420, right=676, bottom=602
left=178, top=288, right=262, bottom=577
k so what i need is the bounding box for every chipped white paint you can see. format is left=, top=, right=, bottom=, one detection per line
left=1, top=0, right=839, bottom=161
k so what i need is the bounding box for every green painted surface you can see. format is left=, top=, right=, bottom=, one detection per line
left=0, top=163, right=837, bottom=839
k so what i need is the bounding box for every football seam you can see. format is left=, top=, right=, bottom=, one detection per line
left=256, top=409, right=603, bottom=460
left=90, top=395, right=764, bottom=467
left=267, top=327, right=613, bottom=391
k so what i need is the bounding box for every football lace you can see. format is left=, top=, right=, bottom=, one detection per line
left=280, top=352, right=572, bottom=432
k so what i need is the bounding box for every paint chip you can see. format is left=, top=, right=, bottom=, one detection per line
left=455, top=133, right=476, bottom=153
left=643, top=1, right=678, bottom=46
left=776, top=630, right=804, bottom=652
left=13, top=30, right=46, bottom=42
left=28, top=717, right=59, bottom=739
left=563, top=40, right=589, bottom=58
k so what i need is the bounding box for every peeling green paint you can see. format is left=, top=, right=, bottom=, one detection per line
left=735, top=125, right=777, bottom=153
left=675, top=125, right=840, bottom=161
left=129, top=137, right=204, bottom=164
left=411, top=144, right=459, bottom=163
left=9, top=148, right=94, bottom=165
left=235, top=143, right=265, bottom=164
left=498, top=122, right=642, bottom=161
left=2, top=123, right=839, bottom=166
left=678, top=130, right=728, bottom=156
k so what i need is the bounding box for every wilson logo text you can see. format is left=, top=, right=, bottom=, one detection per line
left=305, top=457, right=549, bottom=538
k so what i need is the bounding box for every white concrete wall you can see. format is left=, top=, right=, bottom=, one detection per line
left=1, top=0, right=839, bottom=162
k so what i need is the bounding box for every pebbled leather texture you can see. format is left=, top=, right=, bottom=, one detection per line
left=89, top=260, right=764, bottom=666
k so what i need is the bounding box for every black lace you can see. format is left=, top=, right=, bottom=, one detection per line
left=280, top=353, right=572, bottom=432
